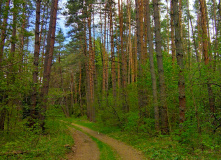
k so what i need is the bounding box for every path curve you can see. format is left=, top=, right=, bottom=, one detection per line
left=66, top=128, right=100, bottom=160
left=71, top=123, right=145, bottom=160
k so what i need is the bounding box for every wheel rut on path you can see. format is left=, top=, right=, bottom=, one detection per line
left=66, top=128, right=100, bottom=160
left=71, top=123, right=145, bottom=160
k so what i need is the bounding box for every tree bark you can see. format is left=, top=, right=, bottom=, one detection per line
left=170, top=0, right=176, bottom=65
left=153, top=0, right=169, bottom=134
left=41, top=0, right=58, bottom=128
left=199, top=0, right=209, bottom=65
left=10, top=0, right=17, bottom=57
left=136, top=0, right=147, bottom=118
left=199, top=0, right=215, bottom=114
left=146, top=0, right=159, bottom=132
left=31, top=0, right=41, bottom=122
left=119, top=0, right=128, bottom=112
left=172, top=0, right=186, bottom=125
left=88, top=4, right=95, bottom=121
left=127, top=0, right=133, bottom=84
left=213, top=0, right=218, bottom=70
left=0, top=0, right=11, bottom=66
left=110, top=0, right=116, bottom=97
left=0, top=0, right=11, bottom=131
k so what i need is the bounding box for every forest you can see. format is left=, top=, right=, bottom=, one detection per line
left=0, top=0, right=221, bottom=159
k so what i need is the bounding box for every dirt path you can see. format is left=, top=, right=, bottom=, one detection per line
left=71, top=123, right=145, bottom=160
left=66, top=128, right=100, bottom=160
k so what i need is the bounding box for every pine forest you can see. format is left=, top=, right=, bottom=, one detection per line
left=0, top=0, right=221, bottom=159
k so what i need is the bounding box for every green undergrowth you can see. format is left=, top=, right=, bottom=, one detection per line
left=91, top=136, right=118, bottom=160
left=0, top=119, right=74, bottom=160
left=62, top=119, right=118, bottom=160
left=64, top=117, right=221, bottom=160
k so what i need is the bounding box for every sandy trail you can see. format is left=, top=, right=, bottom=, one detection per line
left=66, top=128, right=100, bottom=160
left=71, top=123, right=145, bottom=160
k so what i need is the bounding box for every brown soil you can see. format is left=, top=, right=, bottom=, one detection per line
left=66, top=128, right=100, bottom=160
left=71, top=123, right=145, bottom=160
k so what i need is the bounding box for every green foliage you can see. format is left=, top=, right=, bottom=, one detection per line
left=90, top=136, right=118, bottom=160
left=123, top=112, right=139, bottom=132
left=0, top=118, right=74, bottom=160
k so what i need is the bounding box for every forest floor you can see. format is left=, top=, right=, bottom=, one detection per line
left=66, top=127, right=100, bottom=160
left=66, top=122, right=145, bottom=160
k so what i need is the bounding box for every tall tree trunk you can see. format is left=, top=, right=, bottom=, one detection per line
left=213, top=0, right=218, bottom=70
left=0, top=0, right=10, bottom=66
left=146, top=0, right=159, bottom=132
left=19, top=2, right=27, bottom=72
left=0, top=0, right=11, bottom=131
left=134, top=30, right=138, bottom=82
left=88, top=4, right=95, bottom=121
left=31, top=0, right=41, bottom=123
left=10, top=0, right=17, bottom=57
left=153, top=0, right=169, bottom=134
left=199, top=0, right=215, bottom=114
left=39, top=2, right=49, bottom=84
left=110, top=0, right=116, bottom=97
left=187, top=0, right=191, bottom=68
left=199, top=0, right=209, bottom=65
left=197, top=12, right=203, bottom=62
left=127, top=0, right=133, bottom=84
left=102, top=4, right=107, bottom=95
left=119, top=0, right=128, bottom=112
left=41, top=0, right=58, bottom=129
left=136, top=0, right=145, bottom=118
left=170, top=0, right=176, bottom=65
left=172, top=0, right=186, bottom=125
left=79, top=63, right=83, bottom=115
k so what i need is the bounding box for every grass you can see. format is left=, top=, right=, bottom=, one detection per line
left=65, top=117, right=221, bottom=160
left=91, top=136, right=118, bottom=160
left=0, top=118, right=74, bottom=160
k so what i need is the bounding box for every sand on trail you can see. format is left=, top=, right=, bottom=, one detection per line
left=71, top=123, right=145, bottom=160
left=66, top=128, right=100, bottom=160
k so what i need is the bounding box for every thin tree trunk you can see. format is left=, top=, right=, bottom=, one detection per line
left=119, top=0, right=128, bottom=112
left=39, top=2, right=48, bottom=84
left=199, top=0, right=215, bottom=114
left=102, top=4, right=107, bottom=95
left=170, top=0, right=176, bottom=65
left=197, top=12, right=203, bottom=62
left=127, top=0, right=133, bottom=84
left=79, top=63, right=83, bottom=115
left=172, top=0, right=186, bottom=125
left=10, top=0, right=17, bottom=57
left=188, top=9, right=199, bottom=63
left=19, top=2, right=26, bottom=72
left=213, top=0, right=218, bottom=70
left=0, top=0, right=10, bottom=131
left=134, top=30, right=138, bottom=82
left=153, top=0, right=169, bottom=134
left=0, top=0, right=11, bottom=66
left=110, top=0, right=116, bottom=97
left=88, top=4, right=95, bottom=121
left=146, top=0, right=159, bottom=132
left=136, top=0, right=148, bottom=118
left=31, top=0, right=41, bottom=122
left=187, top=0, right=191, bottom=69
